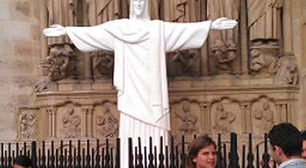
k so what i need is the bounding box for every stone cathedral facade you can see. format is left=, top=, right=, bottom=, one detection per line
left=0, top=0, right=306, bottom=148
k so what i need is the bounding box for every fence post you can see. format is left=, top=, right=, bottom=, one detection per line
left=262, top=134, right=270, bottom=168
left=31, top=141, right=38, bottom=168
left=228, top=132, right=239, bottom=168
left=247, top=134, right=254, bottom=168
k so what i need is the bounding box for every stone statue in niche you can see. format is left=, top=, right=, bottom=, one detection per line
left=208, top=0, right=239, bottom=51
left=253, top=100, right=274, bottom=132
left=248, top=0, right=283, bottom=41
left=41, top=44, right=78, bottom=81
left=171, top=49, right=200, bottom=76
left=174, top=101, right=197, bottom=135
left=44, top=0, right=78, bottom=45
left=249, top=40, right=279, bottom=76
left=163, top=0, right=199, bottom=22
left=274, top=53, right=298, bottom=85
left=62, top=108, right=81, bottom=138
left=91, top=51, right=114, bottom=79
left=20, top=112, right=37, bottom=139
left=213, top=102, right=236, bottom=133
left=96, top=107, right=119, bottom=138
left=211, top=40, right=237, bottom=74
left=86, top=0, right=122, bottom=26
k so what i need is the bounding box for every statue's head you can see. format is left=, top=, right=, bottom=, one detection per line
left=130, top=0, right=150, bottom=20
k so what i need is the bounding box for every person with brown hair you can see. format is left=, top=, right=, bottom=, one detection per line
left=186, top=135, right=217, bottom=168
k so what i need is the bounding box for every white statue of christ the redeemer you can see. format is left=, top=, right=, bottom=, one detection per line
left=43, top=0, right=237, bottom=167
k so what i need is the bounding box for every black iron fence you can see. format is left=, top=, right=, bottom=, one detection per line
left=0, top=133, right=273, bottom=168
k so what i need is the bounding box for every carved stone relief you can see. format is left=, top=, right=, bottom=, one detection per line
left=91, top=51, right=114, bottom=80
left=251, top=98, right=275, bottom=134
left=19, top=109, right=38, bottom=140
left=167, top=49, right=201, bottom=77
left=249, top=40, right=279, bottom=76
left=210, top=40, right=237, bottom=74
left=96, top=106, right=119, bottom=138
left=171, top=100, right=200, bottom=135
left=211, top=98, right=241, bottom=134
left=34, top=44, right=78, bottom=93
left=274, top=53, right=298, bottom=85
left=61, top=107, right=82, bottom=139
left=207, top=0, right=240, bottom=75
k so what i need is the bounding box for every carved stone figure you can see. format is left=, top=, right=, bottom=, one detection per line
left=62, top=108, right=81, bottom=138
left=44, top=0, right=78, bottom=45
left=41, top=44, right=77, bottom=81
left=274, top=53, right=298, bottom=85
left=213, top=102, right=236, bottom=133
left=20, top=112, right=37, bottom=139
left=248, top=0, right=283, bottom=41
left=250, top=48, right=278, bottom=76
left=163, top=0, right=198, bottom=22
left=96, top=107, right=119, bottom=138
left=92, top=51, right=114, bottom=79
left=175, top=102, right=197, bottom=135
left=208, top=0, right=239, bottom=46
left=171, top=49, right=200, bottom=76
left=253, top=100, right=273, bottom=132
left=86, top=0, right=121, bottom=26
left=211, top=40, right=237, bottom=73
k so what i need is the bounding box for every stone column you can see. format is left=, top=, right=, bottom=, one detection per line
left=200, top=103, right=211, bottom=134
left=241, top=103, right=251, bottom=133
left=279, top=103, right=289, bottom=122
left=240, top=0, right=249, bottom=74
left=83, top=105, right=94, bottom=138
left=46, top=107, right=57, bottom=138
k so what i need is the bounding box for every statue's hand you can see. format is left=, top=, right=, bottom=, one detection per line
left=211, top=17, right=238, bottom=30
left=43, top=24, right=67, bottom=37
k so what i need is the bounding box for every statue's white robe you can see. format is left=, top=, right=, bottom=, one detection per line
left=65, top=19, right=211, bottom=167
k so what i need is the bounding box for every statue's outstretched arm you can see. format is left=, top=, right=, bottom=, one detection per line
left=43, top=24, right=67, bottom=37
left=210, top=17, right=238, bottom=30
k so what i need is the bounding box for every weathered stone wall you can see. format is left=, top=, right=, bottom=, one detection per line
left=0, top=0, right=41, bottom=141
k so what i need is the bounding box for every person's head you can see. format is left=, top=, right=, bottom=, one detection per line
left=268, top=123, right=302, bottom=164
left=186, top=135, right=217, bottom=168
left=129, top=0, right=150, bottom=20
left=13, top=155, right=32, bottom=168
left=300, top=130, right=306, bottom=160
